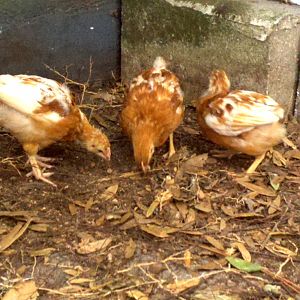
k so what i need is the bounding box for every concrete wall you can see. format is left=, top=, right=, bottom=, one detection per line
left=122, top=0, right=300, bottom=116
left=0, top=0, right=121, bottom=84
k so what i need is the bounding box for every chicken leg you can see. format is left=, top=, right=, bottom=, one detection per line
left=23, top=143, right=56, bottom=187
left=26, top=155, right=56, bottom=186
left=246, top=152, right=266, bottom=174
left=168, top=133, right=176, bottom=158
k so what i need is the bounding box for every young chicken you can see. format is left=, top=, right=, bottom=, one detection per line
left=196, top=70, right=286, bottom=173
left=120, top=56, right=184, bottom=172
left=0, top=74, right=111, bottom=186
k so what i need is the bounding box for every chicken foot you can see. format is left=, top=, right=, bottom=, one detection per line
left=246, top=152, right=266, bottom=174
left=26, top=155, right=56, bottom=186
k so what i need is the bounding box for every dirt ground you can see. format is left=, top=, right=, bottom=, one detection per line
left=0, top=85, right=300, bottom=300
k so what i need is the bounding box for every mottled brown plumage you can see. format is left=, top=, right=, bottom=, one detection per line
left=121, top=57, right=184, bottom=172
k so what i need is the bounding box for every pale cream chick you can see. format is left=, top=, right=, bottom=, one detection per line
left=0, top=74, right=111, bottom=186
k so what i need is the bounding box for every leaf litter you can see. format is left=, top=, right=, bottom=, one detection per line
left=0, top=85, right=300, bottom=299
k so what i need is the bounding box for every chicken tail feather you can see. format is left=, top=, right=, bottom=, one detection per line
left=153, top=56, right=167, bottom=70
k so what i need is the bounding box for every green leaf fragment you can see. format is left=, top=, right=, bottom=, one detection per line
left=226, top=256, right=262, bottom=273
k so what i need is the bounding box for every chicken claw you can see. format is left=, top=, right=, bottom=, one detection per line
left=26, top=156, right=57, bottom=187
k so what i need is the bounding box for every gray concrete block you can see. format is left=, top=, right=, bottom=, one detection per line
left=122, top=0, right=300, bottom=115
left=0, top=0, right=120, bottom=84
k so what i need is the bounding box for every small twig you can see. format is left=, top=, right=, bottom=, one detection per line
left=262, top=267, right=300, bottom=294
left=260, top=205, right=289, bottom=250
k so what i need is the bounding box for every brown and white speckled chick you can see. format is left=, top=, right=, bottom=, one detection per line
left=197, top=70, right=286, bottom=173
left=121, top=57, right=184, bottom=172
left=0, top=75, right=111, bottom=186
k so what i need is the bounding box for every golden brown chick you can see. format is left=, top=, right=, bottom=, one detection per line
left=120, top=56, right=184, bottom=172
left=196, top=70, right=286, bottom=173
left=0, top=74, right=111, bottom=186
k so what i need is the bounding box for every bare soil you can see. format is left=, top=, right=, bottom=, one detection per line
left=0, top=87, right=300, bottom=299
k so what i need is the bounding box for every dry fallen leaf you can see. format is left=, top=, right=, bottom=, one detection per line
left=194, top=199, right=212, bottom=213
left=176, top=154, right=208, bottom=180
left=68, top=203, right=78, bottom=216
left=285, top=149, right=300, bottom=160
left=124, top=238, right=136, bottom=259
left=146, top=189, right=173, bottom=217
left=272, top=149, right=287, bottom=167
left=126, top=289, right=149, bottom=300
left=232, top=242, right=251, bottom=262
left=100, top=184, right=119, bottom=202
left=205, top=235, right=225, bottom=251
left=140, top=224, right=178, bottom=238
left=0, top=220, right=32, bottom=252
left=268, top=195, right=281, bottom=215
left=76, top=237, right=112, bottom=254
left=69, top=278, right=95, bottom=285
left=265, top=242, right=297, bottom=258
left=184, top=249, right=192, bottom=268
left=29, top=223, right=49, bottom=232
left=235, top=178, right=276, bottom=197
left=29, top=248, right=56, bottom=257
left=2, top=280, right=38, bottom=300
left=166, top=277, right=200, bottom=294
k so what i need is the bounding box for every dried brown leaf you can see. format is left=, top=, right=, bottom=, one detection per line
left=140, top=224, right=178, bottom=238
left=268, top=195, right=281, bottom=215
left=195, top=258, right=227, bottom=270
left=220, top=219, right=226, bottom=231
left=2, top=280, right=38, bottom=300
left=166, top=277, right=200, bottom=294
left=126, top=289, right=149, bottom=300
left=176, top=154, right=208, bottom=180
left=232, top=242, right=251, bottom=262
left=184, top=249, right=192, bottom=268
left=29, top=223, right=48, bottom=232
left=205, top=235, right=225, bottom=251
left=100, top=184, right=118, bottom=201
left=265, top=242, right=297, bottom=257
left=124, top=238, right=136, bottom=259
left=95, top=215, right=106, bottom=226
left=146, top=190, right=173, bottom=217
left=0, top=220, right=32, bottom=252
left=68, top=203, right=78, bottom=216
left=285, top=149, right=300, bottom=160
left=235, top=178, right=276, bottom=197
left=69, top=278, right=94, bottom=285
left=29, top=248, right=56, bottom=257
left=272, top=150, right=287, bottom=166
left=194, top=200, right=212, bottom=213
left=76, top=237, right=112, bottom=254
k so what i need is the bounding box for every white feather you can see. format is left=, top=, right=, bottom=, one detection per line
left=0, top=75, right=72, bottom=117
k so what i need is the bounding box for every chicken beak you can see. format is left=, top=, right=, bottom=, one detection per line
left=99, top=148, right=111, bottom=161
left=141, top=161, right=150, bottom=173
